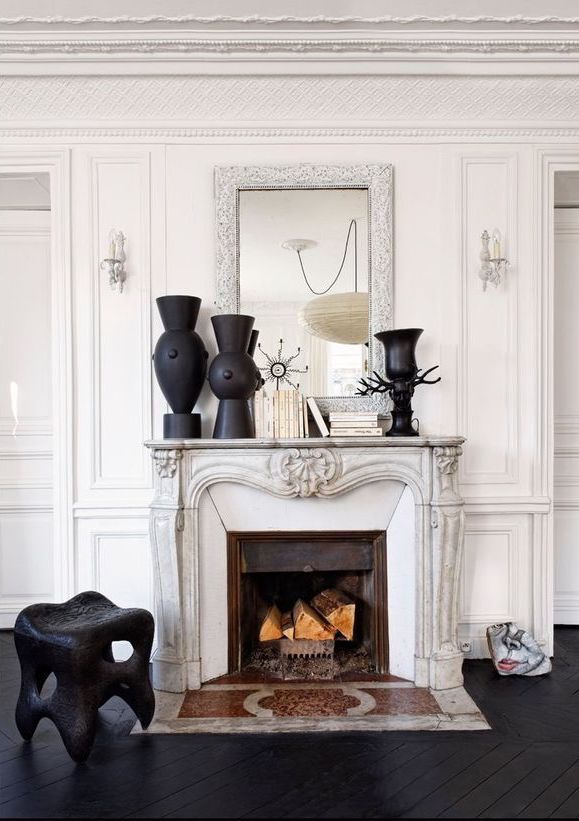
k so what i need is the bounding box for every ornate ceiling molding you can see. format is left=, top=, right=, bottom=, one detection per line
left=1, top=14, right=579, bottom=25
left=1, top=126, right=579, bottom=139
left=2, top=37, right=579, bottom=56
left=1, top=75, right=579, bottom=124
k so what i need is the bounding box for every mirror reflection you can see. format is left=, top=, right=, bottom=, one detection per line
left=239, top=188, right=369, bottom=397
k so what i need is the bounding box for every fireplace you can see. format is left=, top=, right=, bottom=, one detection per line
left=227, top=531, right=388, bottom=679
left=147, top=439, right=466, bottom=693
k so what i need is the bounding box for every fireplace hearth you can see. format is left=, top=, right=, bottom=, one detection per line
left=227, top=531, right=388, bottom=680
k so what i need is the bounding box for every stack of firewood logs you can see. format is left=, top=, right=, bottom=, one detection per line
left=259, top=589, right=355, bottom=643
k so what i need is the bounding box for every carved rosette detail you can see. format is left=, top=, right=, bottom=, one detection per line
left=152, top=448, right=183, bottom=479
left=273, top=447, right=342, bottom=497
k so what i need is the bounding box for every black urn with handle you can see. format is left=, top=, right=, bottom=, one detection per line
left=357, top=328, right=441, bottom=436
left=154, top=295, right=209, bottom=439
left=208, top=314, right=261, bottom=439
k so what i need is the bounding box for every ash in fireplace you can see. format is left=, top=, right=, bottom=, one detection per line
left=244, top=643, right=374, bottom=681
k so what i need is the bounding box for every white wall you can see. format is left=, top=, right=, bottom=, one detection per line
left=0, top=210, right=53, bottom=626
left=1, top=15, right=576, bottom=657
left=0, top=137, right=551, bottom=658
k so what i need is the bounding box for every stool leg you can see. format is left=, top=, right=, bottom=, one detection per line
left=115, top=675, right=155, bottom=729
left=49, top=685, right=99, bottom=764
left=15, top=660, right=47, bottom=741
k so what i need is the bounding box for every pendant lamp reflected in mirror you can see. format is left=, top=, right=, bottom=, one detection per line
left=297, top=292, right=369, bottom=345
left=282, top=219, right=369, bottom=346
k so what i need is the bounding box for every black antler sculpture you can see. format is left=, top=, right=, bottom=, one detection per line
left=357, top=329, right=441, bottom=436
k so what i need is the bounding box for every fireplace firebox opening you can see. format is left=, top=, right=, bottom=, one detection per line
left=227, top=531, right=388, bottom=680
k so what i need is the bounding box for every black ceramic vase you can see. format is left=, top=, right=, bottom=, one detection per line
left=154, top=295, right=208, bottom=439
left=208, top=314, right=260, bottom=439
left=374, top=328, right=423, bottom=437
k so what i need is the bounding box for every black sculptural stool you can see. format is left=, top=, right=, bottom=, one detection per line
left=14, top=591, right=155, bottom=762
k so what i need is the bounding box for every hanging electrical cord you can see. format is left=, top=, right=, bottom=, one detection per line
left=296, top=218, right=358, bottom=296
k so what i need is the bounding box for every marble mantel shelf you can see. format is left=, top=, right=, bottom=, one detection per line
left=145, top=435, right=466, bottom=694
left=146, top=436, right=465, bottom=450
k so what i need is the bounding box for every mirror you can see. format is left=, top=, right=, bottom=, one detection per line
left=215, top=164, right=393, bottom=414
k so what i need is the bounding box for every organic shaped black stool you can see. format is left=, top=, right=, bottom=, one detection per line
left=14, top=591, right=155, bottom=763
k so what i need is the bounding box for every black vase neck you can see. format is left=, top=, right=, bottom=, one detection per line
left=157, top=295, right=201, bottom=331
left=211, top=314, right=255, bottom=353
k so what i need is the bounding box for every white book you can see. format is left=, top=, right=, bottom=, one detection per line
left=294, top=390, right=300, bottom=438
left=329, top=414, right=378, bottom=423
left=298, top=394, right=304, bottom=438
left=279, top=391, right=286, bottom=438
left=307, top=397, right=329, bottom=437
left=303, top=394, right=309, bottom=438
left=329, top=428, right=383, bottom=437
left=265, top=394, right=273, bottom=438
left=330, top=419, right=378, bottom=430
left=254, top=392, right=262, bottom=438
left=288, top=390, right=295, bottom=438
left=273, top=391, right=279, bottom=438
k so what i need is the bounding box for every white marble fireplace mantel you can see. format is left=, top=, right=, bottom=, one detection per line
left=146, top=436, right=465, bottom=693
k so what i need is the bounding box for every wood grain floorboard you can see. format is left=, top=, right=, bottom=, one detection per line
left=1, top=628, right=579, bottom=818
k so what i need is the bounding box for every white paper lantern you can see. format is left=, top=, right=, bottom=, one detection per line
left=298, top=292, right=369, bottom=345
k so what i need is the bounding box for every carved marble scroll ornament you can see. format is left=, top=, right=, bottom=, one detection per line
left=487, top=622, right=552, bottom=677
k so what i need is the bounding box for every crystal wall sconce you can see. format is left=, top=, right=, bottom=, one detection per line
left=100, top=229, right=126, bottom=293
left=478, top=229, right=509, bottom=292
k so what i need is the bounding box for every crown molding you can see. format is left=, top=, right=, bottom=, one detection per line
left=1, top=126, right=579, bottom=141
left=0, top=75, right=578, bottom=125
left=1, top=14, right=579, bottom=26
left=3, top=36, right=579, bottom=57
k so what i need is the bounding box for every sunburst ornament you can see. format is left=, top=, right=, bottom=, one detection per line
left=257, top=338, right=309, bottom=390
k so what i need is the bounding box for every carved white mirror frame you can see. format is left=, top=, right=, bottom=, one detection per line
left=214, top=163, right=393, bottom=415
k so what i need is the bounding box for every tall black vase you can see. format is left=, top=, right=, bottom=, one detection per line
left=154, top=295, right=208, bottom=438
left=208, top=314, right=260, bottom=439
left=374, top=328, right=423, bottom=437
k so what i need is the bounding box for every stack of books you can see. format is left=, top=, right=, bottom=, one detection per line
left=329, top=411, right=382, bottom=438
left=254, top=389, right=309, bottom=439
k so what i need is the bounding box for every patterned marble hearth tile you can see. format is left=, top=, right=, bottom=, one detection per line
left=364, top=687, right=441, bottom=716
left=178, top=689, right=258, bottom=718
left=133, top=684, right=491, bottom=734
left=257, top=688, right=362, bottom=717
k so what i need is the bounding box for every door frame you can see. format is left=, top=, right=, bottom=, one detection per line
left=539, top=152, right=579, bottom=649
left=0, top=149, right=73, bottom=611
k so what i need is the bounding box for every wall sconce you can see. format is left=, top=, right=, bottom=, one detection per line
left=100, top=229, right=126, bottom=293
left=479, top=229, right=509, bottom=292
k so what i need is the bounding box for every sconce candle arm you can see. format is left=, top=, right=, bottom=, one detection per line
left=100, top=229, right=127, bottom=294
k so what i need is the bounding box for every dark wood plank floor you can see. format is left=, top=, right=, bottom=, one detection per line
left=2, top=628, right=579, bottom=818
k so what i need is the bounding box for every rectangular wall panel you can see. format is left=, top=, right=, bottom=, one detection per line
left=76, top=516, right=154, bottom=656
left=90, top=155, right=152, bottom=488
left=458, top=155, right=519, bottom=486
left=0, top=511, right=53, bottom=626
left=459, top=515, right=531, bottom=657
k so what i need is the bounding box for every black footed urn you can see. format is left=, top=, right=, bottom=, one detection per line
left=154, top=295, right=208, bottom=439
left=208, top=314, right=261, bottom=439
left=376, top=328, right=423, bottom=380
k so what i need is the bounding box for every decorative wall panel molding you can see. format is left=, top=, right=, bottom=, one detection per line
left=458, top=154, right=519, bottom=487
left=3, top=37, right=579, bottom=56
left=2, top=76, right=579, bottom=124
